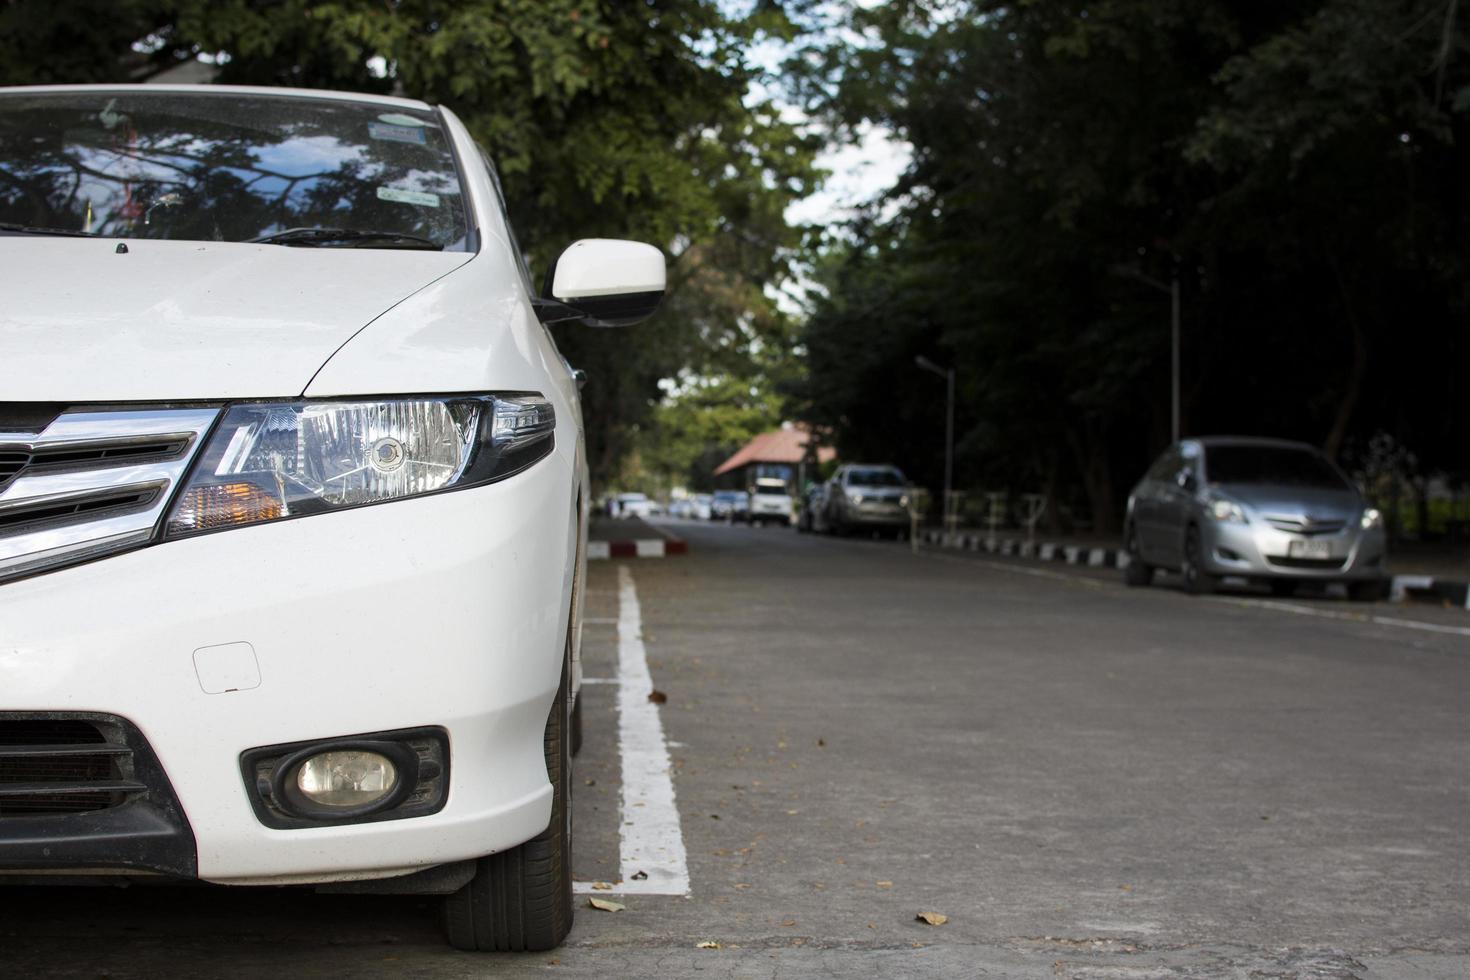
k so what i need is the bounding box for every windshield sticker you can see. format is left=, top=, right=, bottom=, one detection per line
left=377, top=186, right=441, bottom=208
left=368, top=121, right=427, bottom=145
left=377, top=113, right=428, bottom=128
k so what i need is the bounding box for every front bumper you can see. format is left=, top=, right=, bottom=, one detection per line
left=1201, top=519, right=1386, bottom=581
left=0, top=461, right=574, bottom=884
left=844, top=501, right=908, bottom=527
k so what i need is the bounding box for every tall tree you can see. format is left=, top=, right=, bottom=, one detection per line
left=0, top=0, right=819, bottom=487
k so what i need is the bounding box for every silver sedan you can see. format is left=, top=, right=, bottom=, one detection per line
left=1123, top=437, right=1388, bottom=599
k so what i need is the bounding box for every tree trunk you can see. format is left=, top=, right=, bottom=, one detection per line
left=1067, top=423, right=1118, bottom=536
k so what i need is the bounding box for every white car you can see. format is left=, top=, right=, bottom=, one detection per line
left=614, top=492, right=653, bottom=518
left=0, top=83, right=665, bottom=951
left=748, top=478, right=794, bottom=526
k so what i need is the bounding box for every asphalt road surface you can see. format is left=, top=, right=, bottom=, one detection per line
left=4, top=520, right=1468, bottom=979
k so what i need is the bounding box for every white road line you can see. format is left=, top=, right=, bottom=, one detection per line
left=581, top=565, right=690, bottom=896
left=920, top=543, right=1470, bottom=639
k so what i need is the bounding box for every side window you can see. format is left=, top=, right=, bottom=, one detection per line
left=1147, top=449, right=1180, bottom=482
left=474, top=143, right=536, bottom=297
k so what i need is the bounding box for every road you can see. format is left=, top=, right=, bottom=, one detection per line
left=3, top=520, right=1468, bottom=978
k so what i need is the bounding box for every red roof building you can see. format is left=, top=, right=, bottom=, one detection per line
left=714, top=424, right=835, bottom=489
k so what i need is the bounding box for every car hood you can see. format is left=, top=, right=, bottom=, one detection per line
left=0, top=237, right=471, bottom=402
left=1218, top=482, right=1363, bottom=519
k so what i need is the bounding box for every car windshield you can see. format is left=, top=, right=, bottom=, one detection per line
left=0, top=90, right=469, bottom=249
left=754, top=486, right=786, bottom=496
left=1204, top=446, right=1349, bottom=490
left=619, top=494, right=647, bottom=502
left=848, top=468, right=905, bottom=487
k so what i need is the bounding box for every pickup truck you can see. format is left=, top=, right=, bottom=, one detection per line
left=0, top=82, right=664, bottom=951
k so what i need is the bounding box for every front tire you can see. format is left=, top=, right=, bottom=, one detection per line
left=1182, top=526, right=1219, bottom=596
left=443, top=647, right=573, bottom=951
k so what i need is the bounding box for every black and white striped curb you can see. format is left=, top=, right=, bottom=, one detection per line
left=919, top=529, right=1470, bottom=610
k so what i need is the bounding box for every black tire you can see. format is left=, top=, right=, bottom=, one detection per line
left=1348, top=579, right=1387, bottom=603
left=1123, top=527, right=1154, bottom=587
left=1267, top=579, right=1296, bottom=598
left=1181, top=526, right=1219, bottom=596
left=443, top=648, right=572, bottom=951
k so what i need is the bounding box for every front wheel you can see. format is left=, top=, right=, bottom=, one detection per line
left=443, top=647, right=573, bottom=951
left=1181, top=526, right=1219, bottom=596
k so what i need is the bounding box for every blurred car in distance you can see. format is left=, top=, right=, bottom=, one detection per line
left=1123, top=437, right=1388, bottom=599
left=824, top=465, right=911, bottom=537
left=614, top=492, right=653, bottom=518
left=748, top=478, right=794, bottom=526
left=797, top=483, right=828, bottom=533
left=712, top=490, right=749, bottom=522
left=692, top=493, right=714, bottom=520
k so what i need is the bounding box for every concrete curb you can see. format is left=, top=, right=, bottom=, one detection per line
left=919, top=529, right=1470, bottom=610
left=587, top=538, right=688, bottom=560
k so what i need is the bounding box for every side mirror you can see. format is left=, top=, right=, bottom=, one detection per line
left=1175, top=469, right=1197, bottom=492
left=535, top=239, right=665, bottom=328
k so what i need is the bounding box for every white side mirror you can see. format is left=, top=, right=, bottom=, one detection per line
left=540, top=239, right=665, bottom=327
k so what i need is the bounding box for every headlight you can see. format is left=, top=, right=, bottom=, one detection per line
left=1209, top=496, right=1248, bottom=524
left=1360, top=507, right=1383, bottom=530
left=848, top=491, right=863, bottom=505
left=166, top=395, right=554, bottom=536
left=899, top=494, right=910, bottom=508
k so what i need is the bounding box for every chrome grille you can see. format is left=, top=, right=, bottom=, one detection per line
left=1264, top=514, right=1347, bottom=536
left=0, top=407, right=219, bottom=583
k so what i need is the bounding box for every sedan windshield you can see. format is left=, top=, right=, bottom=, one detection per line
left=848, top=468, right=905, bottom=487
left=0, top=90, right=468, bottom=249
left=1205, top=446, right=1349, bottom=490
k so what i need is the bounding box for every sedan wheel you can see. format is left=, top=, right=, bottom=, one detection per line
left=1182, top=527, right=1219, bottom=596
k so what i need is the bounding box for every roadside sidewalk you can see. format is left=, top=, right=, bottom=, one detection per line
left=921, top=528, right=1470, bottom=611
left=588, top=515, right=687, bottom=559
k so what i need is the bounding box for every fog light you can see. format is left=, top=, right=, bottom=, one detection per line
left=295, top=751, right=398, bottom=808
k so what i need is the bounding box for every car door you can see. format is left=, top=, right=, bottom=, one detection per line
left=1134, top=448, right=1179, bottom=561
left=1154, top=442, right=1202, bottom=568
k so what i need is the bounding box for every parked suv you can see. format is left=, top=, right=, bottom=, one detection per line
left=0, top=84, right=666, bottom=951
left=824, top=464, right=911, bottom=536
left=1123, top=437, right=1387, bottom=598
left=748, top=478, right=794, bottom=526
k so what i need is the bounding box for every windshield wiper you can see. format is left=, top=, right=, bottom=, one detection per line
left=249, top=227, right=442, bottom=250
left=0, top=222, right=98, bottom=238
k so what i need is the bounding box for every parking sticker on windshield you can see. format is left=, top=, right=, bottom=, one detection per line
left=368, top=121, right=427, bottom=144
left=377, top=186, right=441, bottom=208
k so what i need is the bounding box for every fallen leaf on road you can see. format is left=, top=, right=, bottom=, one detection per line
left=648, top=689, right=668, bottom=704
left=785, top=809, right=800, bottom=815
left=817, top=738, right=826, bottom=747
left=591, top=881, right=614, bottom=891
left=916, top=911, right=948, bottom=926
left=588, top=898, right=625, bottom=912
left=631, top=870, right=648, bottom=881
left=695, top=941, right=721, bottom=949
left=876, top=880, right=893, bottom=888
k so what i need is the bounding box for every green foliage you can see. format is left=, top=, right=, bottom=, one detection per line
left=789, top=0, right=1470, bottom=533
left=0, top=0, right=818, bottom=489
left=630, top=375, right=785, bottom=493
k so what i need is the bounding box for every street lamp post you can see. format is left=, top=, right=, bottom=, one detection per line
left=1113, top=264, right=1182, bottom=444
left=914, top=355, right=955, bottom=531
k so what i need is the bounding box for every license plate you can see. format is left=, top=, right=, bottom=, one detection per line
left=1287, top=538, right=1333, bottom=559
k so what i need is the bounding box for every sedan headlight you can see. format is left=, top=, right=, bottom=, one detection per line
left=1209, top=496, right=1248, bottom=524
left=898, top=494, right=910, bottom=509
left=166, top=395, right=554, bottom=536
left=1360, top=507, right=1383, bottom=530
left=848, top=491, right=863, bottom=505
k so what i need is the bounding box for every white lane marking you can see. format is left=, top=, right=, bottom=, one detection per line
left=611, top=565, right=689, bottom=895
left=579, top=676, right=619, bottom=685
left=919, top=544, right=1470, bottom=639
left=1222, top=596, right=1470, bottom=638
